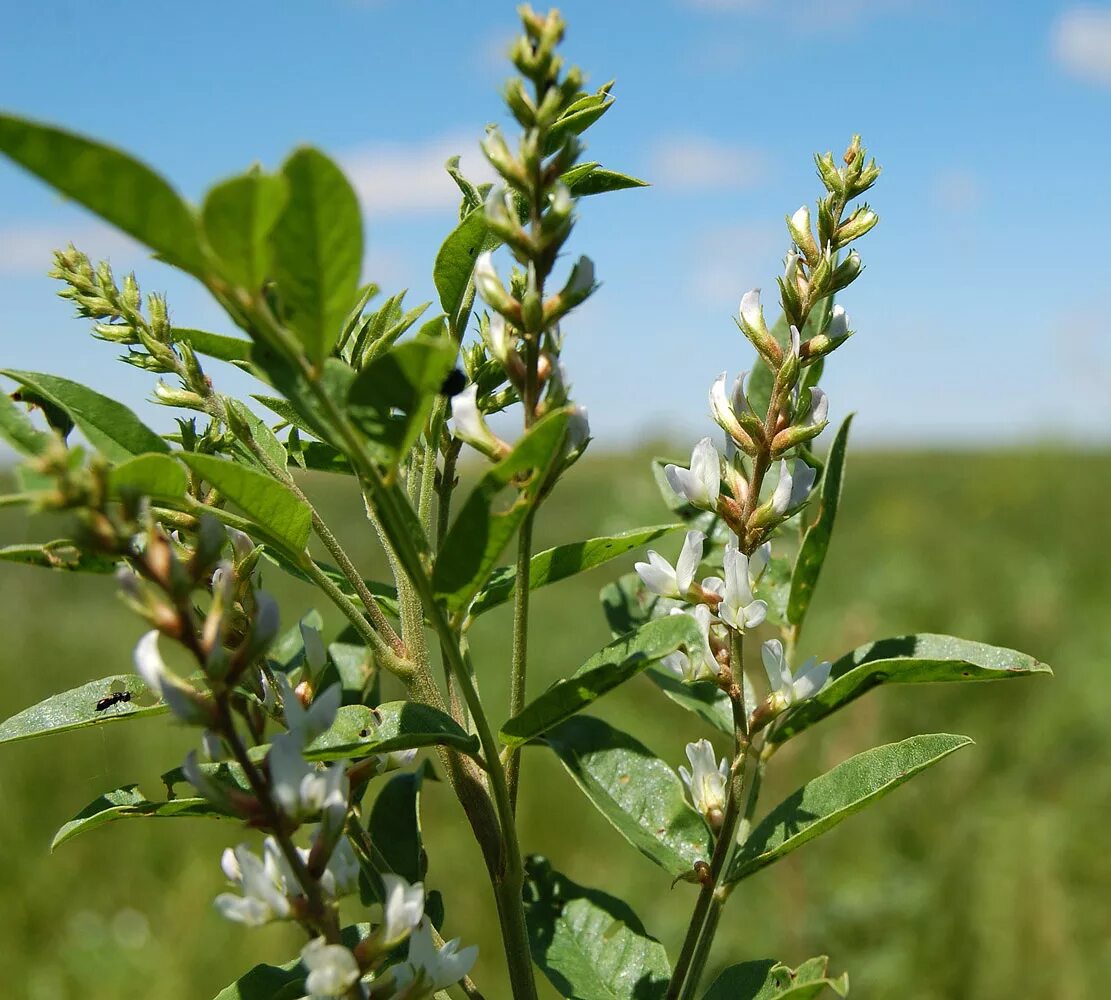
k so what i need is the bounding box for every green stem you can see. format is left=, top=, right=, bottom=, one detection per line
left=505, top=507, right=535, bottom=811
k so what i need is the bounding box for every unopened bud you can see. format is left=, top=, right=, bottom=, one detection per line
left=835, top=206, right=879, bottom=247
left=787, top=205, right=819, bottom=264
left=830, top=250, right=863, bottom=292
left=737, top=289, right=781, bottom=367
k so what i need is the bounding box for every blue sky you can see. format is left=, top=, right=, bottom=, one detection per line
left=1, top=0, right=1110, bottom=452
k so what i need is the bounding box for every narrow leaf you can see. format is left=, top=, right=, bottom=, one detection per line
left=1, top=369, right=168, bottom=461
left=0, top=113, right=205, bottom=274
left=524, top=857, right=670, bottom=1000
left=178, top=453, right=312, bottom=552
left=52, top=785, right=229, bottom=850
left=568, top=167, right=649, bottom=197
left=346, top=337, right=458, bottom=471
left=173, top=328, right=254, bottom=364
left=0, top=674, right=165, bottom=745
left=772, top=634, right=1053, bottom=743
left=303, top=702, right=479, bottom=760
left=500, top=615, right=703, bottom=749
left=202, top=171, right=288, bottom=289
left=470, top=523, right=684, bottom=617
left=271, top=147, right=363, bottom=362
left=543, top=716, right=712, bottom=876
left=434, top=207, right=496, bottom=337
left=434, top=410, right=569, bottom=611
left=726, top=734, right=973, bottom=883
left=787, top=415, right=852, bottom=629
left=0, top=541, right=118, bottom=574
left=643, top=665, right=733, bottom=735
left=110, top=453, right=187, bottom=502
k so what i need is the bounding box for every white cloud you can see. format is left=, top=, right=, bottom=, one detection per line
left=1052, top=7, right=1111, bottom=86
left=340, top=134, right=496, bottom=217
left=0, top=222, right=139, bottom=276
left=649, top=136, right=766, bottom=191
left=688, top=222, right=783, bottom=307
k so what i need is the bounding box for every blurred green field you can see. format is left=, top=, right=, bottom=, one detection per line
left=1, top=446, right=1107, bottom=1000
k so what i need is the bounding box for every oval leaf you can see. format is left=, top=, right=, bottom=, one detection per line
left=500, top=614, right=703, bottom=749
left=787, top=415, right=852, bottom=630
left=470, top=523, right=684, bottom=618
left=434, top=207, right=497, bottom=337
left=271, top=147, right=363, bottom=363
left=726, top=733, right=973, bottom=884
left=542, top=716, right=712, bottom=876
left=434, top=409, right=569, bottom=611
left=178, top=453, right=312, bottom=553
left=771, top=634, right=1053, bottom=743
left=110, top=453, right=188, bottom=502
left=704, top=957, right=849, bottom=1000
left=524, top=857, right=670, bottom=1000
left=202, top=170, right=289, bottom=290
left=643, top=664, right=733, bottom=735
left=303, top=702, right=479, bottom=760
left=0, top=113, right=205, bottom=274
left=0, top=674, right=166, bottom=745
left=346, top=338, right=458, bottom=471
left=366, top=763, right=434, bottom=885
left=52, top=784, right=228, bottom=851
left=1, top=369, right=168, bottom=461
left=0, top=391, right=52, bottom=456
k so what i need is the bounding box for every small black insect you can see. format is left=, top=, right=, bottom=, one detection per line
left=95, top=691, right=133, bottom=712
left=439, top=367, right=467, bottom=398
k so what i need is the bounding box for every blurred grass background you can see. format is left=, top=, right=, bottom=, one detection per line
left=1, top=446, right=1106, bottom=999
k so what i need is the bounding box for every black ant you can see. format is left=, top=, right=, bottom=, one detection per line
left=95, top=691, right=133, bottom=712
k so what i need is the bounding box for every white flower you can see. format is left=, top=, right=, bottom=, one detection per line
left=806, top=387, right=829, bottom=427
left=738, top=288, right=765, bottom=335
left=269, top=733, right=349, bottom=832
left=761, top=639, right=831, bottom=709
left=790, top=205, right=811, bottom=234
left=660, top=605, right=719, bottom=682
left=634, top=530, right=704, bottom=599
left=450, top=384, right=503, bottom=456
left=679, top=739, right=729, bottom=829
left=788, top=324, right=801, bottom=361
left=770, top=459, right=817, bottom=516
left=664, top=438, right=720, bottom=510
left=301, top=938, right=361, bottom=998
left=215, top=838, right=296, bottom=926
left=377, top=747, right=418, bottom=773
left=485, top=313, right=513, bottom=365
left=566, top=405, right=591, bottom=453
left=718, top=545, right=768, bottom=632
left=324, top=835, right=360, bottom=898
left=829, top=304, right=849, bottom=340
left=379, top=873, right=426, bottom=947
left=133, top=630, right=207, bottom=724
left=565, top=255, right=595, bottom=297
left=392, top=918, right=478, bottom=996
left=783, top=248, right=799, bottom=279
left=473, top=251, right=510, bottom=310
left=274, top=672, right=340, bottom=745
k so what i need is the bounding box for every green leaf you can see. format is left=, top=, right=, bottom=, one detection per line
left=543, top=716, right=712, bottom=877
left=470, top=523, right=684, bottom=617
left=0, top=541, right=118, bottom=573
left=524, top=856, right=670, bottom=1000
left=202, top=170, right=289, bottom=289
left=367, top=763, right=433, bottom=885
left=109, top=453, right=187, bottom=502
left=434, top=206, right=498, bottom=337
left=303, top=702, right=479, bottom=760
left=434, top=409, right=569, bottom=611
left=346, top=337, right=458, bottom=471
left=567, top=166, right=649, bottom=197
left=52, top=784, right=229, bottom=851
left=0, top=391, right=52, bottom=456
left=643, top=665, right=733, bottom=735
left=772, top=634, right=1053, bottom=743
left=271, top=147, right=364, bottom=363
left=173, top=328, right=254, bottom=364
left=0, top=674, right=166, bottom=745
left=726, top=734, right=973, bottom=884
left=227, top=400, right=287, bottom=472
left=0, top=113, right=205, bottom=275
left=1, top=370, right=168, bottom=461
left=704, top=957, right=849, bottom=1000
left=787, top=415, right=852, bottom=630
left=500, top=614, right=703, bottom=749
left=178, top=453, right=312, bottom=552
left=599, top=571, right=659, bottom=638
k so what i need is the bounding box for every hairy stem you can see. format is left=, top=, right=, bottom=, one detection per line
left=505, top=507, right=535, bottom=811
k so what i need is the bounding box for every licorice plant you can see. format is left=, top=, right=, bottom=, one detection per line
left=0, top=6, right=1050, bottom=1000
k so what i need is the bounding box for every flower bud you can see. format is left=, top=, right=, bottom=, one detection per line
left=737, top=289, right=781, bottom=367
left=480, top=127, right=527, bottom=188
left=542, top=256, right=595, bottom=326
left=814, top=151, right=845, bottom=195
left=835, top=206, right=879, bottom=247
left=153, top=380, right=206, bottom=411
left=450, top=384, right=510, bottom=460
left=503, top=78, right=538, bottom=127
left=830, top=250, right=863, bottom=292
left=787, top=205, right=819, bottom=264
left=473, top=252, right=520, bottom=321
left=709, top=373, right=756, bottom=455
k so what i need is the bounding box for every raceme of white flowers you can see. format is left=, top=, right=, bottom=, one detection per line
left=761, top=639, right=832, bottom=711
